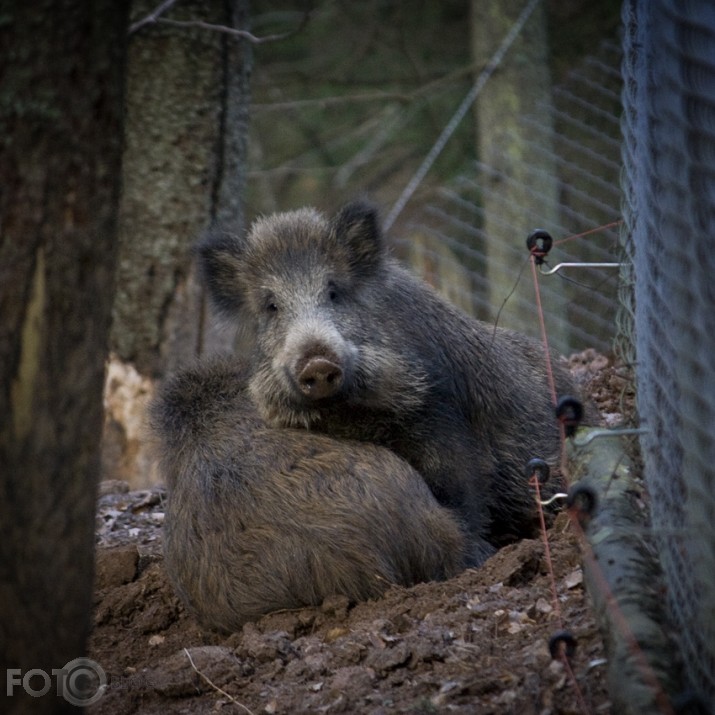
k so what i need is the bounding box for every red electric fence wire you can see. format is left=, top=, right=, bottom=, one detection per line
left=526, top=218, right=676, bottom=715
left=552, top=220, right=623, bottom=246
left=529, top=249, right=591, bottom=714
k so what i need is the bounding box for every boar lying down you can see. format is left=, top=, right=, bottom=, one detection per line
left=151, top=357, right=466, bottom=633
left=198, top=200, right=576, bottom=567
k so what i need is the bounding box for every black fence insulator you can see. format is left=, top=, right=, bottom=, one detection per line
left=555, top=395, right=584, bottom=437
left=549, top=630, right=577, bottom=660
left=525, top=457, right=551, bottom=485
left=526, top=229, right=553, bottom=265
left=566, top=483, right=598, bottom=526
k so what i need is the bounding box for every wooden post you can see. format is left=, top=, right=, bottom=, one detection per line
left=567, top=428, right=682, bottom=715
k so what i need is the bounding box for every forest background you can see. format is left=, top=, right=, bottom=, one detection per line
left=106, top=0, right=623, bottom=487
left=0, top=2, right=622, bottom=710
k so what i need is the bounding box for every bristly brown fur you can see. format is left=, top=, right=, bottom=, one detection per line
left=198, top=200, right=581, bottom=566
left=150, top=356, right=466, bottom=633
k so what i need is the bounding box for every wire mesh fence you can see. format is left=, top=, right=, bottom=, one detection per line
left=246, top=12, right=624, bottom=359
left=246, top=4, right=715, bottom=707
left=392, top=40, right=623, bottom=358
left=405, top=3, right=715, bottom=706
left=622, top=0, right=715, bottom=708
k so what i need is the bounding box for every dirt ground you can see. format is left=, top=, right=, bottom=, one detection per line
left=89, top=350, right=632, bottom=714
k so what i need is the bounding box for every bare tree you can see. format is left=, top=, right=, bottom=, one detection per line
left=0, top=2, right=129, bottom=712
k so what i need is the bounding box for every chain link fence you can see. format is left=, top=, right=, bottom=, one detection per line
left=622, top=0, right=715, bottom=708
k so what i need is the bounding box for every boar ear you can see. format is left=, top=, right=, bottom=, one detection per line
left=194, top=229, right=248, bottom=317
left=330, top=200, right=385, bottom=276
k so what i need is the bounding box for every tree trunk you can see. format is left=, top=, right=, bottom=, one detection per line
left=471, top=0, right=567, bottom=351
left=0, top=2, right=129, bottom=712
left=103, top=0, right=252, bottom=487
left=111, top=0, right=252, bottom=377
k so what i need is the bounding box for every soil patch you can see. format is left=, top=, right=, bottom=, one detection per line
left=90, top=352, right=621, bottom=714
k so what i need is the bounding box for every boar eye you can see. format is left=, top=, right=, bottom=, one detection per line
left=327, top=282, right=339, bottom=303
left=264, top=295, right=279, bottom=314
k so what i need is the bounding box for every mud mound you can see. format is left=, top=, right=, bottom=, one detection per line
left=90, top=513, right=608, bottom=713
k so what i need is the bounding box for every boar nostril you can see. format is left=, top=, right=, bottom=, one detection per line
left=298, top=357, right=343, bottom=399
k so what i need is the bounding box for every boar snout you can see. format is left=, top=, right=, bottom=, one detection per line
left=298, top=356, right=343, bottom=399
